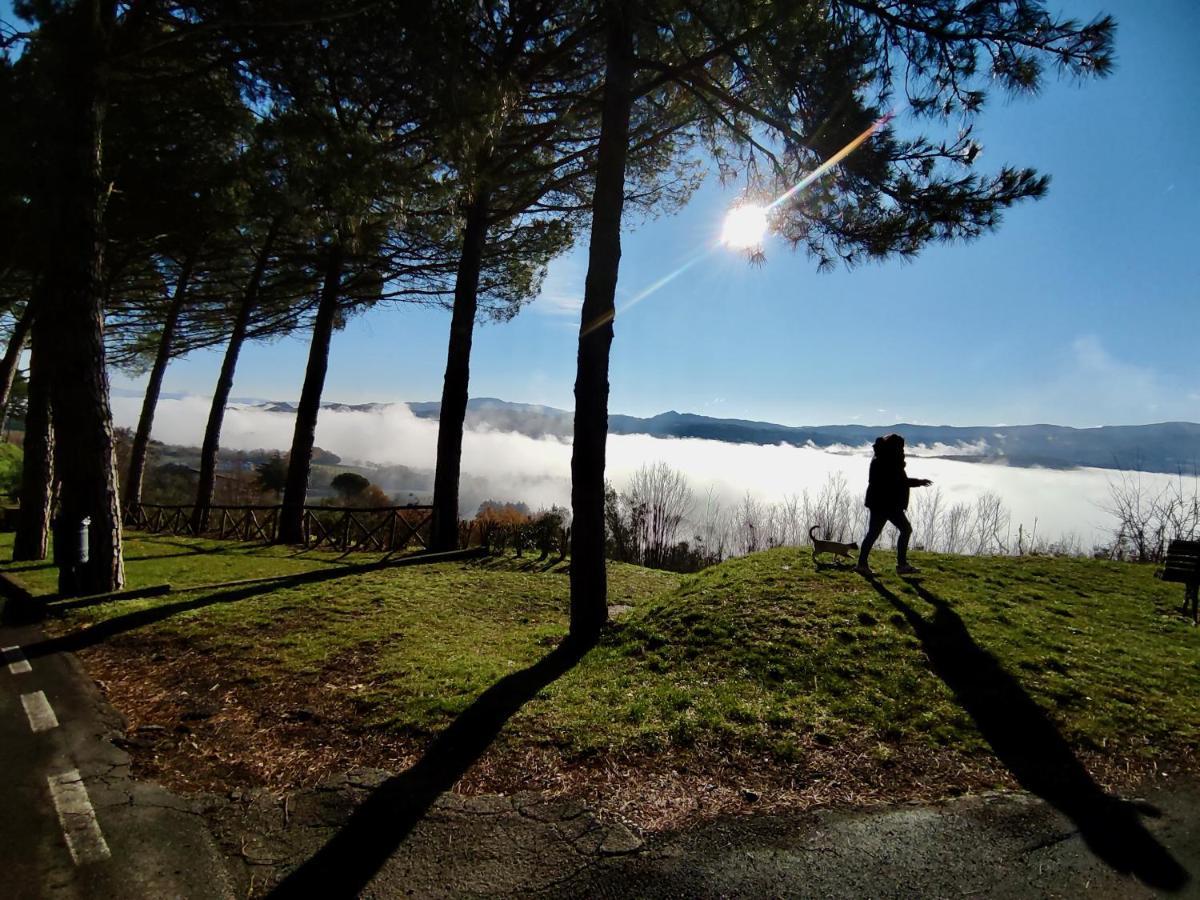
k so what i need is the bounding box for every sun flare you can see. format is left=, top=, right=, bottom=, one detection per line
left=720, top=204, right=769, bottom=249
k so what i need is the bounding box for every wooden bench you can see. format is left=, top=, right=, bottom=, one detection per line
left=1159, top=539, right=1200, bottom=625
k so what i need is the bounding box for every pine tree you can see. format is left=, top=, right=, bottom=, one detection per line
left=22, top=0, right=126, bottom=592
left=12, top=295, right=54, bottom=562
left=99, top=28, right=252, bottom=512
left=566, top=0, right=1115, bottom=640
left=424, top=0, right=697, bottom=552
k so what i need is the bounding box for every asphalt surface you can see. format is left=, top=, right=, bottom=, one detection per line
left=0, top=604, right=235, bottom=899
left=196, top=769, right=1195, bottom=898
left=556, top=786, right=1200, bottom=898
left=3, top=589, right=1197, bottom=898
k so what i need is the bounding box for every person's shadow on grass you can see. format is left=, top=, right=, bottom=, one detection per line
left=867, top=576, right=1188, bottom=892
left=266, top=634, right=594, bottom=898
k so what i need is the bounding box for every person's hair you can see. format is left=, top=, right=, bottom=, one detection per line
left=873, top=433, right=905, bottom=460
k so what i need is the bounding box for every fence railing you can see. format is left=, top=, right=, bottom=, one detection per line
left=124, top=502, right=434, bottom=553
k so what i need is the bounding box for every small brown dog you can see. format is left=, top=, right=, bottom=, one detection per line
left=809, top=525, right=859, bottom=566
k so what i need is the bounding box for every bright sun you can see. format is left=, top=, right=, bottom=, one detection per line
left=720, top=204, right=769, bottom=249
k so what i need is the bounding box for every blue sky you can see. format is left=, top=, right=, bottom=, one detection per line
left=7, top=1, right=1198, bottom=428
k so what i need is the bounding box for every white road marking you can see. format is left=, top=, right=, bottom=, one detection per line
left=21, top=690, right=59, bottom=733
left=47, top=770, right=111, bottom=865
left=2, top=645, right=32, bottom=674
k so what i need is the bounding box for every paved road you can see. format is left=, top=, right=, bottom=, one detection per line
left=202, top=769, right=1196, bottom=898
left=556, top=786, right=1199, bottom=899
left=0, top=606, right=235, bottom=899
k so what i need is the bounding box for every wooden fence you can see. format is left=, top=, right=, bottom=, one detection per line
left=125, top=502, right=433, bottom=553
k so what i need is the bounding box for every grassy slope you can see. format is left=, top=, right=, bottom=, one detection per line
left=3, top=536, right=1197, bottom=775
left=552, top=549, right=1199, bottom=762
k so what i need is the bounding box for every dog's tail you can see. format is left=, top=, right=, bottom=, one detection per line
left=808, top=525, right=820, bottom=541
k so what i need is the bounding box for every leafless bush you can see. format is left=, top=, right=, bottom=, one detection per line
left=1015, top=520, right=1037, bottom=556
left=732, top=492, right=766, bottom=556
left=971, top=491, right=1010, bottom=555
left=761, top=504, right=784, bottom=549
left=694, top=487, right=730, bottom=561
left=911, top=487, right=945, bottom=551
left=942, top=502, right=972, bottom=555
left=778, top=493, right=803, bottom=547
left=1103, top=466, right=1200, bottom=561
left=805, top=472, right=854, bottom=542
left=1105, top=468, right=1162, bottom=561
left=851, top=503, right=869, bottom=548
left=626, top=462, right=694, bottom=568
left=1040, top=530, right=1084, bottom=557
left=1158, top=470, right=1200, bottom=543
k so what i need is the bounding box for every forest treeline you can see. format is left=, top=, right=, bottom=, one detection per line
left=0, top=0, right=1114, bottom=638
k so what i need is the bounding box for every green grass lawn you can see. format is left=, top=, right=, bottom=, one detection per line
left=568, top=550, right=1200, bottom=761
left=0, top=531, right=373, bottom=595
left=3, top=534, right=1197, bottom=800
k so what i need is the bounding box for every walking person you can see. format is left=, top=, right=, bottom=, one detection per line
left=856, top=433, right=932, bottom=576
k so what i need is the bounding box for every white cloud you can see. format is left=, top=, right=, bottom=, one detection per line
left=111, top=396, right=1189, bottom=548
left=905, top=440, right=990, bottom=457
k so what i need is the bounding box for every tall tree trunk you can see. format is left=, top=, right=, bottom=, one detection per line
left=13, top=325, right=54, bottom=561
left=192, top=221, right=281, bottom=534
left=125, top=250, right=196, bottom=514
left=277, top=243, right=344, bottom=545
left=569, top=2, right=635, bottom=642
left=41, top=0, right=123, bottom=593
left=0, top=301, right=35, bottom=419
left=430, top=189, right=490, bottom=552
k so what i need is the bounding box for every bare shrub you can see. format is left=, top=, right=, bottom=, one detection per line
left=911, top=486, right=945, bottom=552
left=942, top=502, right=972, bottom=555
left=694, top=487, right=730, bottom=561
left=804, top=472, right=854, bottom=542
left=732, top=492, right=765, bottom=556
left=971, top=491, right=1010, bottom=555
left=1102, top=465, right=1200, bottom=562
left=625, top=462, right=695, bottom=567
left=778, top=493, right=803, bottom=547
left=1156, top=469, right=1200, bottom=544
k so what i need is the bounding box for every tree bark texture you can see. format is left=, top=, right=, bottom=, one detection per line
left=569, top=2, right=635, bottom=641
left=40, top=0, right=124, bottom=592
left=0, top=301, right=34, bottom=419
left=125, top=251, right=195, bottom=513
left=192, top=220, right=281, bottom=534
left=430, top=189, right=490, bottom=552
left=277, top=243, right=344, bottom=544
left=13, top=323, right=54, bottom=561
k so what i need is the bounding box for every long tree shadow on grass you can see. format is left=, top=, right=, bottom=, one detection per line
left=8, top=561, right=401, bottom=659
left=869, top=577, right=1188, bottom=892
left=120, top=536, right=230, bottom=560
left=267, top=635, right=594, bottom=898
left=122, top=535, right=365, bottom=563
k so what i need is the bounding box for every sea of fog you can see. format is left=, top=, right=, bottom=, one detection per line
left=111, top=395, right=1173, bottom=550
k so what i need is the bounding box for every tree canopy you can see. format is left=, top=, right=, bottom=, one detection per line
left=1, top=0, right=1114, bottom=604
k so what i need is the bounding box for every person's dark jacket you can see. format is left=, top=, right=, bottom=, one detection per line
left=864, top=457, right=924, bottom=512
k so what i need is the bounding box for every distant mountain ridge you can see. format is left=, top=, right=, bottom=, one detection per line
left=402, top=398, right=1200, bottom=475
